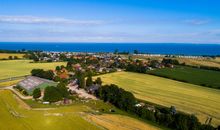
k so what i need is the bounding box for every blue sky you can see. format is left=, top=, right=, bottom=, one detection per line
left=0, top=0, right=220, bottom=43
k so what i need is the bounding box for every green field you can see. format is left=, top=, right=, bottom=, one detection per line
left=0, top=60, right=66, bottom=80
left=0, top=90, right=162, bottom=130
left=98, top=72, right=220, bottom=126
left=147, top=66, right=220, bottom=89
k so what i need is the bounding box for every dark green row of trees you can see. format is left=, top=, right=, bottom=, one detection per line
left=31, top=69, right=54, bottom=80
left=126, top=63, right=148, bottom=73
left=95, top=84, right=218, bottom=130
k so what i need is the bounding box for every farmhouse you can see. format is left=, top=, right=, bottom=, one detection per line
left=87, top=84, right=100, bottom=94
left=18, top=76, right=57, bottom=95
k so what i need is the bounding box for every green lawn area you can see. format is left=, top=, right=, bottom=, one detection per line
left=98, top=72, right=220, bottom=126
left=147, top=66, right=220, bottom=89
left=0, top=60, right=66, bottom=80
left=0, top=90, right=163, bottom=130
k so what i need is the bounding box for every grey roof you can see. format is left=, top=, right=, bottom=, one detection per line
left=18, top=76, right=55, bottom=91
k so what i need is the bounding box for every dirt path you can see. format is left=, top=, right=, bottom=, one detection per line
left=0, top=86, right=32, bottom=100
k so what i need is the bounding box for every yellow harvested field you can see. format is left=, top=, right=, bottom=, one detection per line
left=87, top=114, right=163, bottom=130
left=0, top=79, right=22, bottom=87
left=177, top=58, right=220, bottom=68
left=0, top=53, right=24, bottom=59
left=98, top=72, right=220, bottom=126
left=0, top=60, right=66, bottom=79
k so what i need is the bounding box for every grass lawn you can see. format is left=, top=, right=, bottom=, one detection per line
left=0, top=90, right=162, bottom=130
left=147, top=66, right=220, bottom=89
left=0, top=60, right=66, bottom=80
left=0, top=53, right=24, bottom=59
left=98, top=71, right=220, bottom=126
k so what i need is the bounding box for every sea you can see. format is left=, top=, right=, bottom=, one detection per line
left=0, top=42, right=220, bottom=56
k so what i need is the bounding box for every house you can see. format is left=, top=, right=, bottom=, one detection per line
left=56, top=68, right=69, bottom=79
left=87, top=84, right=100, bottom=94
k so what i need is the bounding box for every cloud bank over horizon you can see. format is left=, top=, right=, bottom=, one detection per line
left=0, top=0, right=220, bottom=43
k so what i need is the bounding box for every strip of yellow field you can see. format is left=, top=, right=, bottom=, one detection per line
left=177, top=58, right=220, bottom=68
left=0, top=53, right=24, bottom=59
left=98, top=72, right=220, bottom=126
left=0, top=79, right=22, bottom=88
left=86, top=114, right=163, bottom=130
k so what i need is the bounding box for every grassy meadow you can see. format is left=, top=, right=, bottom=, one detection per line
left=0, top=60, right=66, bottom=80
left=0, top=53, right=25, bottom=59
left=147, top=66, right=220, bottom=89
left=0, top=90, right=162, bottom=130
left=98, top=72, right=220, bottom=126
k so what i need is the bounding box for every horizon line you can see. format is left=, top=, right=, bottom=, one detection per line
left=0, top=41, right=220, bottom=45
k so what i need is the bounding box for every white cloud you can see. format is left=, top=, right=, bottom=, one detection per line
left=0, top=15, right=104, bottom=25
left=183, top=19, right=210, bottom=25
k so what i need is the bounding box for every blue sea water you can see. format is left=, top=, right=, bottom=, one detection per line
left=0, top=42, right=220, bottom=56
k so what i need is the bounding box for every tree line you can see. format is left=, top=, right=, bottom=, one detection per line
left=31, top=69, right=54, bottom=80
left=95, top=84, right=218, bottom=130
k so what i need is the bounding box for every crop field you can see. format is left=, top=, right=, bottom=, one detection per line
left=0, top=53, right=24, bottom=59
left=0, top=60, right=66, bottom=80
left=86, top=114, right=164, bottom=130
left=147, top=66, right=220, bottom=89
left=0, top=79, right=22, bottom=88
left=177, top=58, right=220, bottom=68
left=98, top=72, right=220, bottom=126
left=0, top=90, right=161, bottom=130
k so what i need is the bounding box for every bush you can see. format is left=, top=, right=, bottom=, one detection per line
left=33, top=88, right=41, bottom=99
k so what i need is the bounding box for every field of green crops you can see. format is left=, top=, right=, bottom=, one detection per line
left=98, top=72, right=220, bottom=126
left=147, top=66, right=220, bottom=89
left=0, top=60, right=66, bottom=80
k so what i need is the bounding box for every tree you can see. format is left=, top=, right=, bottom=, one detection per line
left=86, top=73, right=93, bottom=87
left=76, top=71, right=85, bottom=88
left=134, top=50, right=139, bottom=54
left=95, top=77, right=102, bottom=85
left=33, top=88, right=41, bottom=99
left=56, top=66, right=61, bottom=71
left=43, top=86, right=62, bottom=102
left=57, top=82, right=69, bottom=98
left=8, top=56, right=13, bottom=60
left=114, top=49, right=119, bottom=54
left=14, top=56, right=18, bottom=59
left=31, top=69, right=54, bottom=80
left=79, top=75, right=85, bottom=88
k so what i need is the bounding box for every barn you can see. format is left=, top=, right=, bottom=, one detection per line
left=18, top=76, right=57, bottom=95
